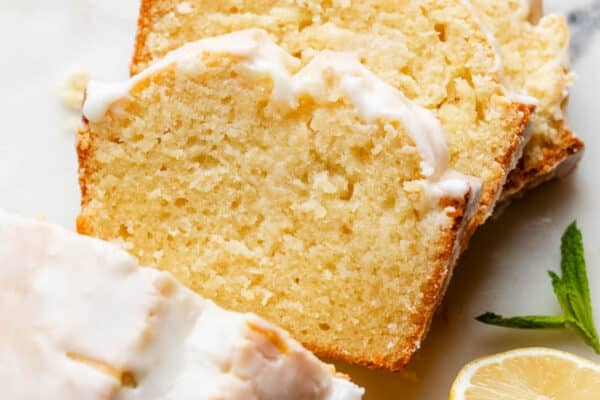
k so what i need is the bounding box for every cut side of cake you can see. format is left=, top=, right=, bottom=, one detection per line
left=78, top=29, right=483, bottom=370
left=468, top=0, right=584, bottom=204
left=131, top=0, right=585, bottom=209
left=129, top=0, right=532, bottom=229
left=0, top=209, right=364, bottom=400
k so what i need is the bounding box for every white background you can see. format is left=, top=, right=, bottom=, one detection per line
left=1, top=0, right=598, bottom=398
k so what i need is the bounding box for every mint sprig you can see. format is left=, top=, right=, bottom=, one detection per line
left=476, top=313, right=566, bottom=329
left=476, top=222, right=600, bottom=354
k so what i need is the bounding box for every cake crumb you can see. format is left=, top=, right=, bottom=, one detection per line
left=58, top=67, right=89, bottom=134
left=152, top=250, right=164, bottom=262
left=58, top=67, right=90, bottom=111
left=261, top=290, right=273, bottom=306
left=176, top=2, right=193, bottom=14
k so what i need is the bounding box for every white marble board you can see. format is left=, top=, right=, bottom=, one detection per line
left=1, top=0, right=599, bottom=398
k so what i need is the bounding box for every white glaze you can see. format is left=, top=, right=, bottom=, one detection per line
left=425, top=171, right=483, bottom=207
left=508, top=92, right=540, bottom=106
left=484, top=29, right=505, bottom=76
left=83, top=29, right=300, bottom=122
left=83, top=29, right=479, bottom=200
left=461, top=0, right=504, bottom=76
left=0, top=209, right=364, bottom=400
left=291, top=51, right=450, bottom=180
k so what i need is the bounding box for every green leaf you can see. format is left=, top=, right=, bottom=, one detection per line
left=548, top=271, right=573, bottom=320
left=476, top=312, right=566, bottom=329
left=560, top=223, right=594, bottom=327
left=476, top=222, right=600, bottom=355
left=567, top=318, right=600, bottom=354
left=558, top=222, right=600, bottom=354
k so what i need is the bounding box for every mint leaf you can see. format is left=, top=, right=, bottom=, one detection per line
left=476, top=312, right=566, bottom=329
left=569, top=318, right=600, bottom=353
left=559, top=222, right=600, bottom=353
left=476, top=222, right=600, bottom=354
left=549, top=271, right=572, bottom=319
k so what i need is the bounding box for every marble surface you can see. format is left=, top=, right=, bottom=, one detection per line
left=1, top=1, right=599, bottom=398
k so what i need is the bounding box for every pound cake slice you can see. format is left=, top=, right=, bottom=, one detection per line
left=132, top=0, right=585, bottom=208
left=129, top=0, right=532, bottom=229
left=0, top=209, right=364, bottom=400
left=468, top=0, right=584, bottom=203
left=78, top=30, right=483, bottom=370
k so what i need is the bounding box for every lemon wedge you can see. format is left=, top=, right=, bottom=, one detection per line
left=450, top=348, right=600, bottom=399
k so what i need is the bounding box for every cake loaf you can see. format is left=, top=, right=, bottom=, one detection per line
left=77, top=26, right=525, bottom=370
left=131, top=0, right=581, bottom=207
left=129, top=0, right=532, bottom=229
left=0, top=209, right=364, bottom=400
left=468, top=0, right=584, bottom=203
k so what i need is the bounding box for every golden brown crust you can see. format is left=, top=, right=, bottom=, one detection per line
left=501, top=128, right=584, bottom=202
left=465, top=101, right=533, bottom=235
left=130, top=0, right=161, bottom=76
left=435, top=104, right=534, bottom=364
left=456, top=103, right=532, bottom=254
left=76, top=121, right=96, bottom=237
left=403, top=197, right=472, bottom=371
left=297, top=196, right=472, bottom=371
left=387, top=101, right=535, bottom=372
left=502, top=129, right=585, bottom=201
left=528, top=0, right=543, bottom=24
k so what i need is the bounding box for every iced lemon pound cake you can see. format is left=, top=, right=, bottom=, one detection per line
left=78, top=30, right=482, bottom=370
left=0, top=209, right=364, bottom=400
left=130, top=0, right=532, bottom=227
left=469, top=0, right=584, bottom=202
left=132, top=0, right=583, bottom=207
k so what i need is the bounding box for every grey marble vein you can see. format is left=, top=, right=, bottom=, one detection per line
left=567, top=0, right=600, bottom=62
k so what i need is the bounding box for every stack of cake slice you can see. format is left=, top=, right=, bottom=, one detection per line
left=76, top=0, right=582, bottom=372
left=468, top=0, right=583, bottom=204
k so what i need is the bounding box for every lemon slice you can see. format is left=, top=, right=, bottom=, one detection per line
left=450, top=348, right=600, bottom=399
